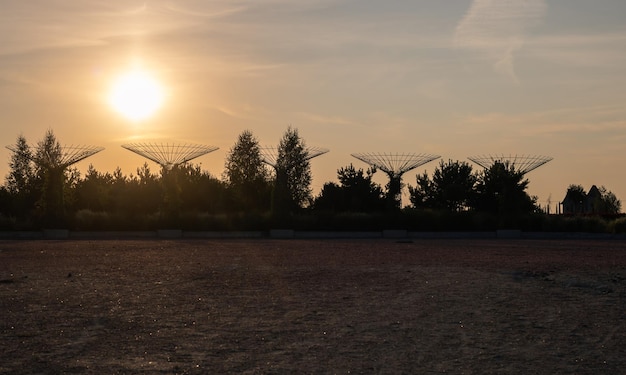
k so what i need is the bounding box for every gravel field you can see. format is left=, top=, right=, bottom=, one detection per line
left=1, top=239, right=625, bottom=374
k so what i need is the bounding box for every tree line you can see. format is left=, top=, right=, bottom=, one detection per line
left=0, top=128, right=621, bottom=231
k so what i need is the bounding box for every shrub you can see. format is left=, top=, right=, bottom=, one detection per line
left=611, top=217, right=626, bottom=233
left=0, top=214, right=16, bottom=230
left=73, top=209, right=109, bottom=230
left=72, top=209, right=160, bottom=230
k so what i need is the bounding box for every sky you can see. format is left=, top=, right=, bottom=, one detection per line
left=1, top=0, right=626, bottom=209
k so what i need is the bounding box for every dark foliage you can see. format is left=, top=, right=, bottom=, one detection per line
left=409, top=159, right=477, bottom=211
left=472, top=161, right=538, bottom=215
left=223, top=130, right=272, bottom=213
left=313, top=164, right=386, bottom=212
left=2, top=130, right=624, bottom=233
left=273, top=127, right=312, bottom=215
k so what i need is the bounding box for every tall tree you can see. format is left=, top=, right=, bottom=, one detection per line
left=6, top=134, right=34, bottom=195
left=223, top=130, right=271, bottom=212
left=5, top=134, right=37, bottom=216
left=472, top=161, right=537, bottom=214
left=274, top=127, right=312, bottom=214
left=34, top=129, right=66, bottom=224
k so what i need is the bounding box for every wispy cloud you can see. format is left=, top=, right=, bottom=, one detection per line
left=460, top=104, right=626, bottom=146
left=295, top=112, right=358, bottom=127
left=455, top=0, right=547, bottom=81
left=0, top=1, right=245, bottom=57
left=525, top=32, right=626, bottom=69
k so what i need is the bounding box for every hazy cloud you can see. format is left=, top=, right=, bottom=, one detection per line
left=455, top=0, right=547, bottom=81
left=525, top=32, right=626, bottom=68
left=0, top=1, right=244, bottom=56
left=462, top=104, right=626, bottom=141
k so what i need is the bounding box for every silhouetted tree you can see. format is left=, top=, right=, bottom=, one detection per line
left=179, top=163, right=228, bottom=214
left=472, top=161, right=537, bottom=214
left=314, top=164, right=385, bottom=212
left=63, top=166, right=81, bottom=213
left=109, top=167, right=129, bottom=214
left=592, top=186, right=621, bottom=214
left=74, top=164, right=114, bottom=212
left=4, top=134, right=37, bottom=216
left=114, top=164, right=162, bottom=217
left=409, top=160, right=477, bottom=211
left=223, top=130, right=271, bottom=212
left=134, top=163, right=161, bottom=214
left=0, top=186, right=11, bottom=218
left=6, top=135, right=34, bottom=195
left=274, top=127, right=312, bottom=215
left=601, top=187, right=621, bottom=214
left=384, top=176, right=403, bottom=211
left=72, top=162, right=230, bottom=223
left=34, top=129, right=66, bottom=225
left=408, top=172, right=434, bottom=209
left=161, top=165, right=183, bottom=219
left=313, top=182, right=342, bottom=211
left=338, top=164, right=385, bottom=211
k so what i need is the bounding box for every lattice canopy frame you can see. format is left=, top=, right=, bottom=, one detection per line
left=6, top=142, right=104, bottom=224
left=467, top=154, right=553, bottom=174
left=6, top=144, right=104, bottom=169
left=351, top=152, right=441, bottom=177
left=260, top=146, right=329, bottom=167
left=121, top=141, right=219, bottom=170
left=351, top=152, right=440, bottom=210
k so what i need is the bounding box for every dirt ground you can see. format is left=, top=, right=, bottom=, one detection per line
left=1, top=238, right=625, bottom=374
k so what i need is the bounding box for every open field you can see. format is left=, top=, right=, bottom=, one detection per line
left=1, top=239, right=625, bottom=374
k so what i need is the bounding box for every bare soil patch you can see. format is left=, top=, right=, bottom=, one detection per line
left=1, top=239, right=625, bottom=374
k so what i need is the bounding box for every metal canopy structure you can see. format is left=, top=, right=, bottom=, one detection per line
left=6, top=144, right=104, bottom=169
left=467, top=154, right=553, bottom=174
left=121, top=141, right=219, bottom=170
left=259, top=146, right=329, bottom=167
left=351, top=152, right=441, bottom=177
left=260, top=145, right=329, bottom=216
left=6, top=142, right=104, bottom=224
left=351, top=152, right=440, bottom=209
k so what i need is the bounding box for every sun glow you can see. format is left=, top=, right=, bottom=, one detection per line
left=108, top=70, right=165, bottom=121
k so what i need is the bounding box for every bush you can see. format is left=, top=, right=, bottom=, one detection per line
left=547, top=215, right=609, bottom=233
left=13, top=208, right=626, bottom=233
left=611, top=217, right=626, bottom=233
left=72, top=209, right=159, bottom=230
left=72, top=210, right=109, bottom=230
left=175, top=212, right=272, bottom=231
left=0, top=214, right=16, bottom=230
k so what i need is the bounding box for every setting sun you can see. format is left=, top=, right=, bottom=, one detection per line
left=108, top=70, right=165, bottom=122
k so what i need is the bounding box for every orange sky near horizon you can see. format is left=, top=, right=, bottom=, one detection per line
left=2, top=1, right=626, bottom=209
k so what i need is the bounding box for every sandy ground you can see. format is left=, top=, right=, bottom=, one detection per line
left=1, top=239, right=625, bottom=374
